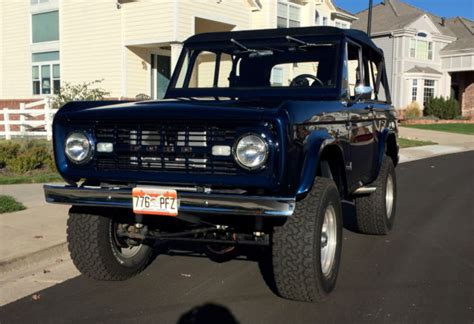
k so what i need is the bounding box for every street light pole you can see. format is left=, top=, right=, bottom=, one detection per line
left=367, top=0, right=373, bottom=37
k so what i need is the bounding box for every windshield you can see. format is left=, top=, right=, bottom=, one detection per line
left=168, top=36, right=341, bottom=99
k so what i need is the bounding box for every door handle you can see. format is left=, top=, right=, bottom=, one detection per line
left=364, top=105, right=374, bottom=111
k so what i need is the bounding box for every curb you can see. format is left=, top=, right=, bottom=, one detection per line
left=0, top=242, right=68, bottom=275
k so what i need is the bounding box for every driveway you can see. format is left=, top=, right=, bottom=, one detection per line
left=1, top=151, right=473, bottom=323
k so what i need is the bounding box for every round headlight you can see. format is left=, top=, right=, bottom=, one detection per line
left=234, top=134, right=268, bottom=170
left=65, top=132, right=93, bottom=164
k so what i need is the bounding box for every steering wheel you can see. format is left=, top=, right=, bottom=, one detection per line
left=289, top=74, right=325, bottom=87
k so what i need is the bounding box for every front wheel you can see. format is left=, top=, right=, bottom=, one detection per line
left=272, top=177, right=343, bottom=302
left=67, top=208, right=155, bottom=280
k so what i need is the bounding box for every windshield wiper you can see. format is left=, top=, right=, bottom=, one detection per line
left=285, top=36, right=333, bottom=49
left=230, top=38, right=273, bottom=58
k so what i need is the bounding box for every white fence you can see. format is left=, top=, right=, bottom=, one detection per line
left=1, top=98, right=58, bottom=140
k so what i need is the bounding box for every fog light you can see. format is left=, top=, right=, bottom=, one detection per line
left=97, top=142, right=114, bottom=153
left=212, top=145, right=231, bottom=156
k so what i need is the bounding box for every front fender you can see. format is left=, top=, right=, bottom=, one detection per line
left=295, top=130, right=335, bottom=198
left=376, top=128, right=398, bottom=174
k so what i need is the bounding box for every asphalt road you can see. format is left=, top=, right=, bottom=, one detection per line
left=1, top=152, right=473, bottom=324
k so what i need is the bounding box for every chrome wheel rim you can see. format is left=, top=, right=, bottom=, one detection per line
left=386, top=174, right=394, bottom=219
left=321, top=205, right=337, bottom=277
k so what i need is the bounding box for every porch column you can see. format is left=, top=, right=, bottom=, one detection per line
left=170, top=42, right=183, bottom=73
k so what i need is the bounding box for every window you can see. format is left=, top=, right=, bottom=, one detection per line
left=428, top=42, right=433, bottom=60
left=32, top=11, right=59, bottom=43
left=423, top=79, right=435, bottom=106
left=32, top=51, right=60, bottom=95
left=347, top=43, right=362, bottom=97
left=409, top=33, right=433, bottom=60
left=322, top=16, right=328, bottom=26
left=277, top=1, right=300, bottom=28
left=335, top=22, right=341, bottom=28
left=411, top=79, right=418, bottom=102
left=173, top=40, right=339, bottom=92
left=271, top=67, right=284, bottom=86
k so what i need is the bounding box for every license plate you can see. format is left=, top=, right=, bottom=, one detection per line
left=132, top=187, right=178, bottom=216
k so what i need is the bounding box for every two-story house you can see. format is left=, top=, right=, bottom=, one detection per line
left=0, top=0, right=356, bottom=106
left=353, top=0, right=473, bottom=117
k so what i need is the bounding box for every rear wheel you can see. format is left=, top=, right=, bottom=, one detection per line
left=355, top=157, right=397, bottom=235
left=67, top=208, right=155, bottom=280
left=272, top=177, right=343, bottom=302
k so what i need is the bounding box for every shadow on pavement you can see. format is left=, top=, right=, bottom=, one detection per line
left=178, top=303, right=239, bottom=324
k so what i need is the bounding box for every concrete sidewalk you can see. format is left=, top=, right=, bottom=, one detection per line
left=1, top=127, right=473, bottom=273
left=0, top=184, right=69, bottom=273
left=399, top=126, right=474, bottom=149
left=398, top=126, right=474, bottom=163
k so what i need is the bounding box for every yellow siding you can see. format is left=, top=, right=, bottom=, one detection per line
left=1, top=1, right=31, bottom=98
left=177, top=0, right=251, bottom=40
left=126, top=46, right=149, bottom=98
left=61, top=0, right=123, bottom=97
left=250, top=0, right=275, bottom=29
left=122, top=1, right=175, bottom=44
left=0, top=2, right=3, bottom=98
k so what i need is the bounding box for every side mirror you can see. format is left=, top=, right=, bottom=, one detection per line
left=355, top=84, right=373, bottom=96
left=346, top=84, right=373, bottom=107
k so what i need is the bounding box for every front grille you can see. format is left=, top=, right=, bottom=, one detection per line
left=95, top=123, right=239, bottom=175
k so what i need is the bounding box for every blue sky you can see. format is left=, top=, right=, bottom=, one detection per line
left=335, top=0, right=474, bottom=20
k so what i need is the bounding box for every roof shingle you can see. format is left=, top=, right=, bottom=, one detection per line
left=352, top=0, right=473, bottom=53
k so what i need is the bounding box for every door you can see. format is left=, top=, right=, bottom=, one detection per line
left=346, top=42, right=377, bottom=187
left=151, top=52, right=171, bottom=99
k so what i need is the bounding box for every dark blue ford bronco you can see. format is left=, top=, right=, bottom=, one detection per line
left=44, top=26, right=398, bottom=302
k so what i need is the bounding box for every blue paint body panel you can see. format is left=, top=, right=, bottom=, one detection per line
left=52, top=27, right=398, bottom=200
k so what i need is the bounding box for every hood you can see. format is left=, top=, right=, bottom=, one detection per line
left=55, top=99, right=282, bottom=123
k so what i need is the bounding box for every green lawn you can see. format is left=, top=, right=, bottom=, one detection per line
left=398, top=137, right=437, bottom=148
left=0, top=195, right=26, bottom=214
left=402, top=123, right=474, bottom=135
left=0, top=172, right=62, bottom=185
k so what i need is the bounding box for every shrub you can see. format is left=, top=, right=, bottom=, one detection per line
left=0, top=142, right=21, bottom=168
left=404, top=101, right=422, bottom=119
left=7, top=145, right=51, bottom=173
left=0, top=139, right=55, bottom=174
left=52, top=80, right=110, bottom=108
left=424, top=96, right=459, bottom=119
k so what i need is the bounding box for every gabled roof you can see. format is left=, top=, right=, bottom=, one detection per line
left=441, top=17, right=474, bottom=53
left=406, top=66, right=442, bottom=75
left=352, top=0, right=456, bottom=37
left=333, top=6, right=358, bottom=22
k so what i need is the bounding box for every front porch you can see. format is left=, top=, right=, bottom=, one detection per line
left=450, top=71, right=474, bottom=118
left=125, top=17, right=236, bottom=100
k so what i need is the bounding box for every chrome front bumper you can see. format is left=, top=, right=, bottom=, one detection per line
left=43, top=185, right=295, bottom=217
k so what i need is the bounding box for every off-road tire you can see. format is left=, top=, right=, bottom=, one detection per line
left=67, top=208, right=154, bottom=280
left=355, top=157, right=397, bottom=235
left=272, top=177, right=343, bottom=302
